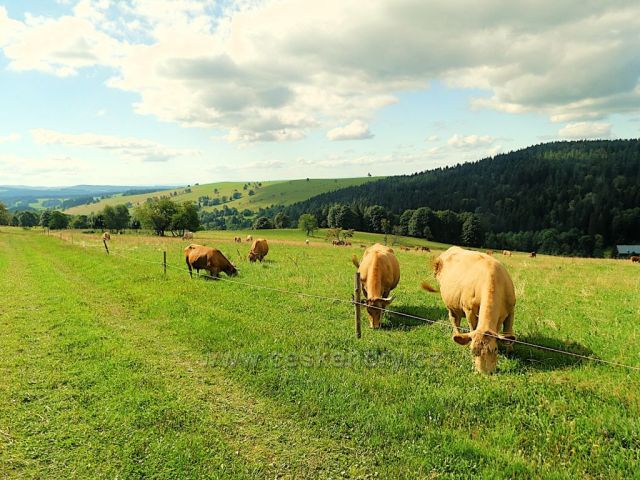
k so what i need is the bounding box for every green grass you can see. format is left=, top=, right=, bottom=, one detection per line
left=64, top=177, right=381, bottom=215
left=1, top=227, right=639, bottom=478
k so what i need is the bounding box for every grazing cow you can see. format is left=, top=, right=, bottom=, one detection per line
left=305, top=239, right=310, bottom=245
left=502, top=250, right=512, bottom=257
left=332, top=239, right=345, bottom=246
left=631, top=256, right=640, bottom=263
left=400, top=246, right=411, bottom=251
left=416, top=246, right=430, bottom=252
left=246, top=235, right=253, bottom=242
left=344, top=241, right=352, bottom=246
left=486, top=250, right=493, bottom=256
left=102, top=232, right=111, bottom=241
left=352, top=244, right=400, bottom=329
left=359, top=244, right=367, bottom=248
left=530, top=251, right=537, bottom=258
left=422, top=246, right=516, bottom=374
left=184, top=244, right=238, bottom=278
left=182, top=231, right=194, bottom=240
left=234, top=236, right=242, bottom=243
left=248, top=238, right=269, bottom=262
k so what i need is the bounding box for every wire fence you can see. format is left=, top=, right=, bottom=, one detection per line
left=50, top=232, right=640, bottom=372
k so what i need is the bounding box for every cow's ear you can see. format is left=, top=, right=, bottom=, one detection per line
left=453, top=333, right=472, bottom=345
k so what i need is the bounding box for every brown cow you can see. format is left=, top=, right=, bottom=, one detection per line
left=102, top=232, right=111, bottom=241
left=415, top=246, right=431, bottom=252
left=422, top=246, right=516, bottom=374
left=184, top=244, right=238, bottom=278
left=344, top=241, right=352, bottom=246
left=182, top=231, right=194, bottom=240
left=631, top=256, right=640, bottom=263
left=486, top=250, right=493, bottom=256
left=248, top=238, right=269, bottom=262
left=530, top=251, right=537, bottom=258
left=234, top=236, right=242, bottom=243
left=305, top=239, right=310, bottom=245
left=352, top=243, right=400, bottom=329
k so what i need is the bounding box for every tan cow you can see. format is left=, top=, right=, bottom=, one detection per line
left=502, top=250, right=512, bottom=257
left=305, top=239, right=310, bottom=245
left=248, top=238, right=269, bottom=262
left=246, top=235, right=253, bottom=242
left=422, top=246, right=516, bottom=374
left=234, top=236, right=242, bottom=243
left=184, top=244, right=238, bottom=278
left=352, top=243, right=400, bottom=329
left=102, top=232, right=111, bottom=241
left=631, top=256, right=640, bottom=263
left=182, top=231, right=194, bottom=240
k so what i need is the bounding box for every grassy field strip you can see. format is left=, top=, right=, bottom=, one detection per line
left=0, top=232, right=387, bottom=478
left=0, top=236, right=260, bottom=479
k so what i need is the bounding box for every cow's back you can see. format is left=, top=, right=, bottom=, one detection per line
left=185, top=244, right=212, bottom=270
left=436, top=247, right=514, bottom=312
left=359, top=244, right=400, bottom=291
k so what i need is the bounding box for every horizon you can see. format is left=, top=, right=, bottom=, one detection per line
left=1, top=1, right=639, bottom=186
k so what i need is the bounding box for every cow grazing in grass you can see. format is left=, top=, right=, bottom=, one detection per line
left=246, top=235, right=253, bottom=242
left=182, top=231, right=194, bottom=240
left=305, top=239, right=310, bottom=245
left=631, top=256, right=640, bottom=263
left=422, top=246, right=516, bottom=374
left=530, top=251, right=537, bottom=258
left=102, top=232, right=111, bottom=241
left=184, top=244, right=238, bottom=278
left=234, top=236, right=242, bottom=243
left=502, top=250, right=512, bottom=257
left=332, top=239, right=344, bottom=246
left=248, top=238, right=269, bottom=262
left=352, top=243, right=400, bottom=329
left=486, top=250, right=493, bottom=256
left=415, top=246, right=430, bottom=252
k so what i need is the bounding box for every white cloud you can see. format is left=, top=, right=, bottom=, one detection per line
left=425, top=135, right=439, bottom=142
left=0, top=153, right=88, bottom=181
left=1, top=1, right=639, bottom=141
left=327, top=120, right=373, bottom=141
left=30, top=129, right=200, bottom=162
left=0, top=133, right=21, bottom=143
left=96, top=109, right=106, bottom=117
left=558, top=122, right=612, bottom=139
left=447, top=134, right=496, bottom=150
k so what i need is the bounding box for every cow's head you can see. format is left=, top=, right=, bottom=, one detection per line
left=248, top=251, right=257, bottom=262
left=226, top=263, right=239, bottom=276
left=453, top=330, right=515, bottom=374
left=365, top=296, right=394, bottom=329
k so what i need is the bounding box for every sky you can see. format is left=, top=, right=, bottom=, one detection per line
left=0, top=0, right=639, bottom=186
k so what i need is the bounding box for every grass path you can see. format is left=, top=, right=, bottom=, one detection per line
left=0, top=233, right=379, bottom=478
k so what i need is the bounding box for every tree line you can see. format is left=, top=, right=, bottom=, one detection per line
left=276, top=140, right=640, bottom=257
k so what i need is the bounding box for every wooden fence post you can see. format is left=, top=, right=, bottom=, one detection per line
left=103, top=239, right=109, bottom=255
left=163, top=251, right=167, bottom=275
left=354, top=271, right=362, bottom=339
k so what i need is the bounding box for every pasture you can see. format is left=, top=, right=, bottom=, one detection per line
left=0, top=228, right=639, bottom=479
left=64, top=177, right=381, bottom=215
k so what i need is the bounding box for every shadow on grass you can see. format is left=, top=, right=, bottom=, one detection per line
left=504, top=333, right=594, bottom=371
left=382, top=304, right=448, bottom=330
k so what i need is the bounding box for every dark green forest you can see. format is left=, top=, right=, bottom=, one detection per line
left=280, top=140, right=640, bottom=257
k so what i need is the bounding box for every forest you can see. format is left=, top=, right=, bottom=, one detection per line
left=279, top=140, right=640, bottom=257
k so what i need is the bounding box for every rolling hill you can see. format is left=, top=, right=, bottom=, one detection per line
left=64, top=177, right=381, bottom=215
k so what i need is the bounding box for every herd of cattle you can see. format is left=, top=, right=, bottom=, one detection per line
left=178, top=234, right=519, bottom=374
left=99, top=229, right=640, bottom=372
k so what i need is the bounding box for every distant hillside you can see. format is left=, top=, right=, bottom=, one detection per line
left=282, top=140, right=640, bottom=255
left=65, top=177, right=381, bottom=215
left=0, top=185, right=167, bottom=212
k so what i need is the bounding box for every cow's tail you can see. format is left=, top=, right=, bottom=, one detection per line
left=351, top=255, right=360, bottom=268
left=421, top=282, right=438, bottom=293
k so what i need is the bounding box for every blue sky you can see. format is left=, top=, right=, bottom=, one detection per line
left=1, top=0, right=639, bottom=186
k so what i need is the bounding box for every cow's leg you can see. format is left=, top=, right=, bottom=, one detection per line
left=186, top=259, right=193, bottom=278
left=502, top=312, right=515, bottom=336
left=448, top=309, right=462, bottom=335
left=464, top=307, right=478, bottom=331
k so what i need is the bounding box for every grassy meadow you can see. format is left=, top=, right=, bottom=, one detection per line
left=64, top=177, right=381, bottom=215
left=0, top=227, right=639, bottom=479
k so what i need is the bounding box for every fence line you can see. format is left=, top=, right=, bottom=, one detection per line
left=52, top=233, right=640, bottom=372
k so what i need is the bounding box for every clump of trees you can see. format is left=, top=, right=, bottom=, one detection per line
left=135, top=198, right=200, bottom=236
